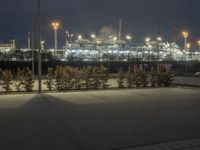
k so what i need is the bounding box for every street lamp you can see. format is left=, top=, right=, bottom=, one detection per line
left=126, top=35, right=132, bottom=44
left=156, top=36, right=162, bottom=72
left=186, top=43, right=191, bottom=51
left=91, top=34, right=96, bottom=43
left=182, top=31, right=189, bottom=50
left=182, top=31, right=189, bottom=76
left=37, top=0, right=42, bottom=93
left=51, top=21, right=60, bottom=55
left=28, top=32, right=34, bottom=79
left=198, top=40, right=200, bottom=52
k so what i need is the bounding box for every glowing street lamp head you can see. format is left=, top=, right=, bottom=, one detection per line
left=198, top=40, right=200, bottom=46
left=51, top=21, right=60, bottom=30
left=186, top=43, right=191, bottom=49
left=182, top=31, right=189, bottom=38
left=113, top=37, right=117, bottom=41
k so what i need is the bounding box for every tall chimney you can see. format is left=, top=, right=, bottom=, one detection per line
left=156, top=20, right=161, bottom=37
left=172, top=27, right=177, bottom=44
left=118, top=19, right=122, bottom=42
left=28, top=32, right=31, bottom=50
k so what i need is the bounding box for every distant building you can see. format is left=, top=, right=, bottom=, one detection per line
left=0, top=37, right=16, bottom=51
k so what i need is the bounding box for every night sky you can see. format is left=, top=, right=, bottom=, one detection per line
left=0, top=0, right=200, bottom=48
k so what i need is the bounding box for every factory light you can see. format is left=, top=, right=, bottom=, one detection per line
left=91, top=34, right=96, bottom=39
left=78, top=35, right=82, bottom=40
left=145, top=37, right=151, bottom=43
left=157, top=37, right=162, bottom=41
left=126, top=35, right=132, bottom=40
left=113, top=37, right=117, bottom=41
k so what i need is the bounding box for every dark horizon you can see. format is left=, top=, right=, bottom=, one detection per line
left=0, top=0, right=200, bottom=48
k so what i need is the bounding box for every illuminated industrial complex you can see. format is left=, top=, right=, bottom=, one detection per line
left=0, top=23, right=200, bottom=62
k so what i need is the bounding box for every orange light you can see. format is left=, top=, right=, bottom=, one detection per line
left=182, top=31, right=189, bottom=38
left=198, top=40, right=200, bottom=46
left=186, top=43, right=191, bottom=49
left=51, top=21, right=60, bottom=30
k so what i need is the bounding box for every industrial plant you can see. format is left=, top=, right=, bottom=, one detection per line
left=1, top=20, right=200, bottom=62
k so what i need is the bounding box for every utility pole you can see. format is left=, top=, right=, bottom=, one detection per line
left=31, top=22, right=35, bottom=79
left=37, top=0, right=42, bottom=93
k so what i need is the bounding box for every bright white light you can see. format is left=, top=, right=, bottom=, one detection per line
left=145, top=37, right=150, bottom=43
left=41, top=41, right=45, bottom=45
left=91, top=34, right=96, bottom=39
left=157, top=37, right=162, bottom=41
left=126, top=35, right=132, bottom=40
left=78, top=35, right=82, bottom=40
left=113, top=37, right=117, bottom=41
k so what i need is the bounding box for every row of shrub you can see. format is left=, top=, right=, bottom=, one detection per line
left=44, top=66, right=109, bottom=91
left=117, top=67, right=173, bottom=88
left=0, top=66, right=173, bottom=93
left=0, top=67, right=34, bottom=93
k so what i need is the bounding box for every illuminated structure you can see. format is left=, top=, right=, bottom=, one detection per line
left=1, top=34, right=200, bottom=62
left=29, top=33, right=197, bottom=62
left=0, top=37, right=16, bottom=51
left=0, top=37, right=16, bottom=61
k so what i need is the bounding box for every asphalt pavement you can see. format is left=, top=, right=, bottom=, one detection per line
left=0, top=88, right=200, bottom=150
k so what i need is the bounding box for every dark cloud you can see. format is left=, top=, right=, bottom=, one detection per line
left=0, top=0, right=200, bottom=47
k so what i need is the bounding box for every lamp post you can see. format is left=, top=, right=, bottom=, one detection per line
left=156, top=36, right=162, bottom=72
left=91, top=34, right=96, bottom=43
left=28, top=32, right=34, bottom=79
left=186, top=43, right=191, bottom=74
left=126, top=35, right=132, bottom=60
left=186, top=43, right=191, bottom=60
left=146, top=37, right=151, bottom=62
left=182, top=31, right=189, bottom=76
left=182, top=31, right=189, bottom=50
left=37, top=0, right=42, bottom=93
left=186, top=43, right=191, bottom=51
left=126, top=35, right=132, bottom=45
left=198, top=40, right=200, bottom=52
left=51, top=21, right=60, bottom=55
